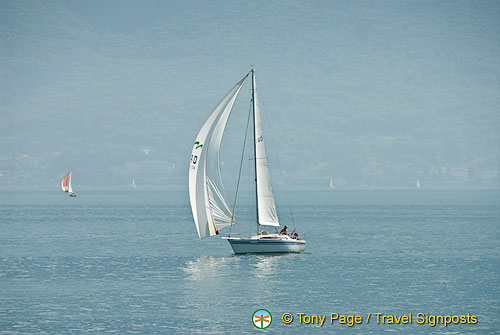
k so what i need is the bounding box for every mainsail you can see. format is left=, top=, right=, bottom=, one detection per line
left=68, top=172, right=73, bottom=194
left=189, top=74, right=249, bottom=238
left=252, top=72, right=280, bottom=227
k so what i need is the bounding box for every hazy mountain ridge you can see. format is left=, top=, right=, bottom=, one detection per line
left=1, top=0, right=498, bottom=189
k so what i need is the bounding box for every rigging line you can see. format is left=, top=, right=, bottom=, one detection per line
left=229, top=99, right=253, bottom=235
left=258, top=84, right=296, bottom=230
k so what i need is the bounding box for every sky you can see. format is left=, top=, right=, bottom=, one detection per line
left=61, top=0, right=198, bottom=33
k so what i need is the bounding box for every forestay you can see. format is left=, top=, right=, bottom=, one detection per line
left=189, top=74, right=249, bottom=238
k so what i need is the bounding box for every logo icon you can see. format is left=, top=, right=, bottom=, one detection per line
left=252, top=309, right=272, bottom=329
left=194, top=141, right=203, bottom=149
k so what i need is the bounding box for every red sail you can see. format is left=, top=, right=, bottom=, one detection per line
left=61, top=172, right=70, bottom=192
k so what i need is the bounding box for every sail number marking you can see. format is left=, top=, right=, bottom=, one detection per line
left=257, top=136, right=263, bottom=142
left=191, top=141, right=203, bottom=168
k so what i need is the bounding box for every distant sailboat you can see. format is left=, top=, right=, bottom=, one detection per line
left=330, top=177, right=335, bottom=189
left=416, top=179, right=421, bottom=189
left=189, top=69, right=306, bottom=253
left=61, top=172, right=76, bottom=197
left=131, top=178, right=137, bottom=189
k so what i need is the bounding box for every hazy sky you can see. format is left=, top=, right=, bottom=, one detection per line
left=61, top=0, right=199, bottom=33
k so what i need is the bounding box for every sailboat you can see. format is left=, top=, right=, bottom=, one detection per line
left=61, top=171, right=76, bottom=197
left=416, top=179, right=421, bottom=189
left=330, top=177, right=335, bottom=189
left=189, top=69, right=306, bottom=254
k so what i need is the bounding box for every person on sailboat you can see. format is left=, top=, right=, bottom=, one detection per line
left=280, top=226, right=288, bottom=235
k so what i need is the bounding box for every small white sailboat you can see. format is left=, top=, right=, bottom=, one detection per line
left=61, top=171, right=76, bottom=197
left=416, top=179, right=421, bottom=189
left=330, top=177, right=335, bottom=189
left=189, top=69, right=306, bottom=254
left=131, top=178, right=137, bottom=189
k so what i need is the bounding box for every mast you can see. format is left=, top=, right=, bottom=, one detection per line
left=251, top=68, right=260, bottom=235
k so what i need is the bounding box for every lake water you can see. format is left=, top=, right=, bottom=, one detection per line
left=0, top=190, right=499, bottom=334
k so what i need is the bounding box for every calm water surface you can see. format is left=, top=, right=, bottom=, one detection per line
left=0, top=190, right=499, bottom=334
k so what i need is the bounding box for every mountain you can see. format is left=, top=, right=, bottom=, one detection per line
left=0, top=0, right=499, bottom=190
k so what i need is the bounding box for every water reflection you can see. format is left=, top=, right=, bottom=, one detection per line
left=250, top=253, right=302, bottom=278
left=183, top=253, right=304, bottom=281
left=252, top=255, right=276, bottom=278
left=183, top=255, right=237, bottom=281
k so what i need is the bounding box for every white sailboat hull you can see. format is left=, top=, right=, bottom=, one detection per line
left=226, top=234, right=306, bottom=254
